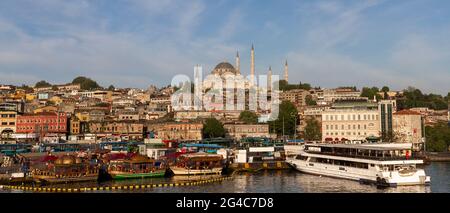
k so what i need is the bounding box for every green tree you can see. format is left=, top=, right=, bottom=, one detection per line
left=268, top=101, right=298, bottom=137
left=305, top=95, right=317, bottom=106
left=304, top=118, right=321, bottom=141
left=239, top=110, right=258, bottom=124
left=425, top=122, right=450, bottom=152
left=361, top=87, right=382, bottom=100
left=397, top=87, right=448, bottom=110
left=381, top=86, right=390, bottom=93
left=35, top=80, right=51, bottom=88
left=72, top=76, right=100, bottom=90
left=107, top=85, right=115, bottom=91
left=278, top=80, right=312, bottom=91
left=202, top=118, right=225, bottom=138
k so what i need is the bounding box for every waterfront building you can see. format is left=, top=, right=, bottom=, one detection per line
left=88, top=121, right=144, bottom=141
left=393, top=110, right=424, bottom=151
left=0, top=110, right=17, bottom=139
left=379, top=100, right=396, bottom=140
left=16, top=112, right=68, bottom=141
left=321, top=99, right=380, bottom=143
left=223, top=123, right=270, bottom=140
left=150, top=122, right=203, bottom=141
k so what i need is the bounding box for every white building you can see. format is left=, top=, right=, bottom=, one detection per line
left=322, top=100, right=380, bottom=142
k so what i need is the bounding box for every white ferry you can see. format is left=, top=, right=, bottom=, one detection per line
left=286, top=143, right=430, bottom=187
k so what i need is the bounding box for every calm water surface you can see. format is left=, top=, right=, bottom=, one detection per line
left=2, top=162, right=449, bottom=193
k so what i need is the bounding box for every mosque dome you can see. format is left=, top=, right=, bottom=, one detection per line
left=212, top=62, right=238, bottom=76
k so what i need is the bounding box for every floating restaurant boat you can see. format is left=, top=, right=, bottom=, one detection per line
left=286, top=143, right=431, bottom=187
left=107, top=155, right=166, bottom=179
left=171, top=153, right=223, bottom=175
left=31, top=154, right=99, bottom=183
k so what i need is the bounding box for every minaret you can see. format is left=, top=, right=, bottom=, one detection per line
left=284, top=60, right=289, bottom=83
left=235, top=51, right=240, bottom=75
left=267, top=66, right=272, bottom=91
left=250, top=44, right=255, bottom=86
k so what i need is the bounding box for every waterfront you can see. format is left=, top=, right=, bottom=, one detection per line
left=2, top=162, right=449, bottom=193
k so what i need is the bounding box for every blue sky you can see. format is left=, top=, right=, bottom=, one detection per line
left=0, top=0, right=449, bottom=95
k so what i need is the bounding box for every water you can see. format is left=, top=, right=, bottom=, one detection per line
left=2, top=162, right=449, bottom=193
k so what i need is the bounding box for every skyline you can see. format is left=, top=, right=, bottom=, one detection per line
left=0, top=0, right=450, bottom=95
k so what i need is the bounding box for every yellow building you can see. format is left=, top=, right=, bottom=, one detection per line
left=33, top=105, right=58, bottom=114
left=26, top=94, right=36, bottom=101
left=49, top=96, right=63, bottom=105
left=0, top=111, right=17, bottom=138
left=75, top=112, right=91, bottom=122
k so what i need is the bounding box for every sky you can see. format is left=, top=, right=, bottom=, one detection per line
left=0, top=0, right=449, bottom=95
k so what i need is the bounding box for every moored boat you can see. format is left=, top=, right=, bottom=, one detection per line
left=286, top=143, right=431, bottom=187
left=171, top=153, right=223, bottom=175
left=31, top=154, right=99, bottom=183
left=107, top=155, right=166, bottom=180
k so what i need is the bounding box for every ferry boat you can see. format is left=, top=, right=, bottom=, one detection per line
left=31, top=154, right=99, bottom=183
left=107, top=155, right=166, bottom=179
left=286, top=143, right=431, bottom=187
left=171, top=153, right=223, bottom=175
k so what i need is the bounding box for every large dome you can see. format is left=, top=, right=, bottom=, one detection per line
left=212, top=62, right=238, bottom=76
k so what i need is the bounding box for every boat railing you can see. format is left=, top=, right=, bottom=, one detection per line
left=305, top=151, right=417, bottom=161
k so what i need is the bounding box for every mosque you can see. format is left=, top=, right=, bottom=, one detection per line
left=196, top=44, right=289, bottom=112
left=201, top=45, right=289, bottom=91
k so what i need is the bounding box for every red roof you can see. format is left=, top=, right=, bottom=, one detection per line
left=394, top=110, right=421, bottom=115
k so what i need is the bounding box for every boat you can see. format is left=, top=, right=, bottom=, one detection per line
left=286, top=143, right=431, bottom=187
left=31, top=154, right=99, bottom=183
left=107, top=155, right=166, bottom=180
left=171, top=153, right=223, bottom=175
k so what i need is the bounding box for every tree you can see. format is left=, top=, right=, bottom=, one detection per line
left=304, top=118, right=321, bottom=141
left=202, top=118, right=225, bottom=138
left=361, top=87, right=382, bottom=100
left=35, top=80, right=51, bottom=88
left=381, top=86, right=390, bottom=93
left=268, top=101, right=298, bottom=137
left=107, top=85, right=115, bottom=91
left=425, top=122, right=450, bottom=152
left=397, top=87, right=448, bottom=110
left=239, top=110, right=258, bottom=124
left=72, top=76, right=100, bottom=90
left=305, top=95, right=317, bottom=106
left=278, top=80, right=312, bottom=91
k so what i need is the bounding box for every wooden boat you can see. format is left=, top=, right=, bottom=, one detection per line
left=31, top=154, right=99, bottom=183
left=171, top=153, right=223, bottom=175
left=107, top=155, right=166, bottom=180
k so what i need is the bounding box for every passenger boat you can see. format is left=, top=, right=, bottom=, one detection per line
left=107, top=155, right=166, bottom=179
left=31, top=154, right=99, bottom=183
left=286, top=143, right=431, bottom=187
left=171, top=153, right=223, bottom=175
